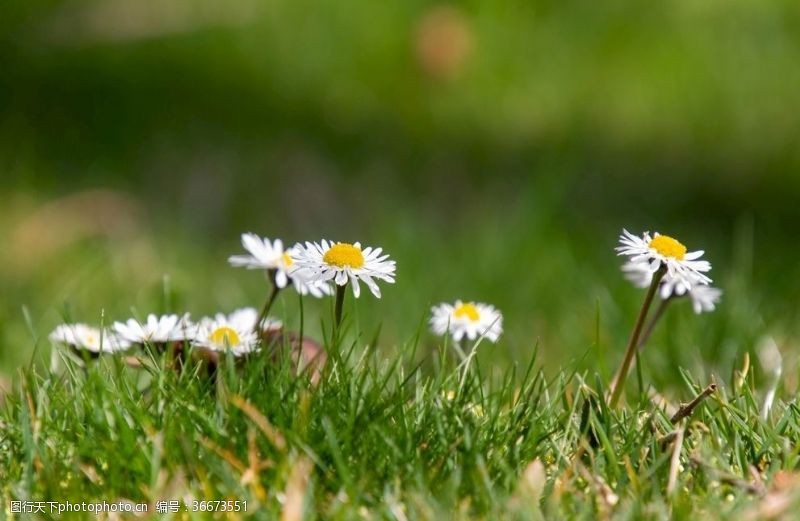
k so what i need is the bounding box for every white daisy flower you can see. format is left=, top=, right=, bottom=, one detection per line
left=291, top=240, right=396, bottom=298
left=622, top=261, right=721, bottom=313
left=49, top=323, right=130, bottom=354
left=616, top=230, right=712, bottom=288
left=688, top=285, right=723, bottom=314
left=229, top=233, right=332, bottom=297
left=113, top=313, right=193, bottom=344
left=193, top=313, right=261, bottom=357
left=228, top=233, right=295, bottom=289
left=430, top=300, right=503, bottom=343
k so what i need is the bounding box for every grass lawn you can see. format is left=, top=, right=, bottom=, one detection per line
left=1, top=214, right=799, bottom=520
left=1, top=323, right=798, bottom=519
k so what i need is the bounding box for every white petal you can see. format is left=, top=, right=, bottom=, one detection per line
left=351, top=275, right=361, bottom=298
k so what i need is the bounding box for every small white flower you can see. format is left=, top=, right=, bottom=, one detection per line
left=430, top=300, right=503, bottom=343
left=113, top=313, right=193, bottom=344
left=622, top=261, right=721, bottom=314
left=616, top=230, right=712, bottom=289
left=229, top=233, right=332, bottom=297
left=193, top=312, right=261, bottom=357
left=228, top=233, right=295, bottom=288
left=688, top=285, right=723, bottom=314
left=291, top=240, right=396, bottom=298
left=49, top=323, right=130, bottom=354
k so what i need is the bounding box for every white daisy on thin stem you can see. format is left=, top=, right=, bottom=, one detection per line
left=49, top=323, right=130, bottom=355
left=431, top=300, right=502, bottom=388
left=610, top=229, right=714, bottom=408
left=430, top=300, right=503, bottom=346
left=292, top=240, right=396, bottom=336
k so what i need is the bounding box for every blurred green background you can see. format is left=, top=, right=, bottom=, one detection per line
left=2, top=0, right=799, bottom=391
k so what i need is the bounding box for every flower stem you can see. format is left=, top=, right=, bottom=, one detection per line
left=332, top=283, right=347, bottom=342
left=609, top=265, right=666, bottom=408
left=298, top=292, right=305, bottom=347
left=458, top=339, right=480, bottom=393
left=452, top=338, right=468, bottom=361
left=637, top=297, right=672, bottom=351
left=255, top=271, right=281, bottom=336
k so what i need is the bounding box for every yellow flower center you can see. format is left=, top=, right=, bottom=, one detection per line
left=649, top=234, right=686, bottom=260
left=86, top=334, right=97, bottom=347
left=323, top=243, right=365, bottom=269
left=453, top=302, right=480, bottom=322
left=282, top=252, right=294, bottom=267
left=210, top=327, right=240, bottom=347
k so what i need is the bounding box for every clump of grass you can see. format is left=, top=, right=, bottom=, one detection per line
left=2, top=228, right=797, bottom=519
left=2, top=332, right=800, bottom=518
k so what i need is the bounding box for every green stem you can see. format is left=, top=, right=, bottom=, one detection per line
left=452, top=338, right=468, bottom=361
left=609, top=265, right=666, bottom=408
left=298, top=292, right=305, bottom=346
left=295, top=292, right=306, bottom=377
left=637, top=297, right=672, bottom=351
left=333, top=283, right=347, bottom=343
left=255, top=271, right=281, bottom=336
